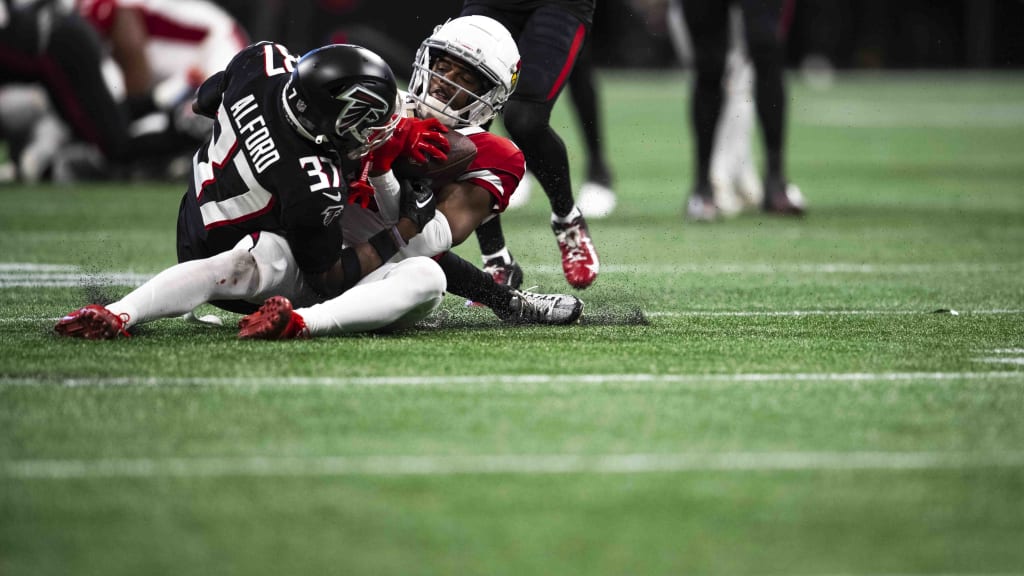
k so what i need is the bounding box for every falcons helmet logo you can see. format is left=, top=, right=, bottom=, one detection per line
left=334, top=85, right=392, bottom=138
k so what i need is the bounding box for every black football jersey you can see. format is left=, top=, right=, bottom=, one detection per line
left=189, top=41, right=352, bottom=274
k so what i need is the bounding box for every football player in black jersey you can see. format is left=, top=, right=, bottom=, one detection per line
left=459, top=0, right=602, bottom=291
left=55, top=42, right=453, bottom=339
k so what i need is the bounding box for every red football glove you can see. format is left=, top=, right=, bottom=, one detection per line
left=368, top=116, right=450, bottom=175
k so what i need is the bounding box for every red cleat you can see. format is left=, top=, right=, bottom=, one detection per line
left=54, top=305, right=130, bottom=339
left=238, top=296, right=309, bottom=340
left=552, top=215, right=599, bottom=289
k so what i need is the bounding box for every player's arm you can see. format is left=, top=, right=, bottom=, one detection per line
left=395, top=178, right=492, bottom=261
left=192, top=42, right=278, bottom=118
left=107, top=5, right=150, bottom=97
left=303, top=179, right=437, bottom=298
left=434, top=180, right=494, bottom=246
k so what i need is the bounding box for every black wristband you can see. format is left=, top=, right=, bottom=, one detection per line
left=368, top=227, right=400, bottom=263
left=339, top=249, right=362, bottom=292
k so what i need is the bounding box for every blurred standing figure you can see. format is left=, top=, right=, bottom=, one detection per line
left=460, top=0, right=602, bottom=290
left=3, top=0, right=251, bottom=181
left=77, top=0, right=251, bottom=177
left=680, top=0, right=805, bottom=221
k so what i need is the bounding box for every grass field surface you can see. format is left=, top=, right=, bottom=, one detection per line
left=2, top=72, right=1023, bottom=575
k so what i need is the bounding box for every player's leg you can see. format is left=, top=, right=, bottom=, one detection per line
left=681, top=0, right=730, bottom=221
left=502, top=6, right=598, bottom=288
left=474, top=215, right=523, bottom=290
left=40, top=13, right=131, bottom=165
left=56, top=235, right=262, bottom=338
left=56, top=187, right=315, bottom=338
left=240, top=256, right=447, bottom=338
left=438, top=252, right=582, bottom=325
left=569, top=39, right=617, bottom=219
left=740, top=0, right=804, bottom=215
left=711, top=7, right=761, bottom=215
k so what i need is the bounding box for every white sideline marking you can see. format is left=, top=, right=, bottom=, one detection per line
left=649, top=309, right=1024, bottom=318
left=0, top=263, right=78, bottom=271
left=4, top=309, right=1021, bottom=325
left=1, top=371, right=1021, bottom=390
left=3, top=261, right=1023, bottom=288
left=799, top=100, right=1024, bottom=128
left=4, top=305, right=1019, bottom=323
left=4, top=451, right=1024, bottom=480
left=975, top=348, right=1024, bottom=366
left=529, top=263, right=1022, bottom=275
left=978, top=358, right=1024, bottom=366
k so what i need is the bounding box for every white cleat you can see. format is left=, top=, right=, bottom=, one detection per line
left=577, top=181, right=617, bottom=219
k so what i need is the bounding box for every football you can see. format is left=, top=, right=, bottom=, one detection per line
left=392, top=130, right=477, bottom=185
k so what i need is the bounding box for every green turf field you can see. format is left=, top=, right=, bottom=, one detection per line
left=2, top=72, right=1023, bottom=575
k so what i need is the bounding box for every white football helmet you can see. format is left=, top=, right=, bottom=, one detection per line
left=408, top=15, right=521, bottom=128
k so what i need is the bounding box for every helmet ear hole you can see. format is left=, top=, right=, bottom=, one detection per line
left=287, top=44, right=399, bottom=157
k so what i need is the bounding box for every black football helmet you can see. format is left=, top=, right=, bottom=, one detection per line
left=282, top=44, right=401, bottom=159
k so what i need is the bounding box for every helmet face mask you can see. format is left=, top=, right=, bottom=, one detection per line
left=408, top=16, right=521, bottom=128
left=284, top=44, right=400, bottom=159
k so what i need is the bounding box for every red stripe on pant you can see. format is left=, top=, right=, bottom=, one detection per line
left=545, top=23, right=587, bottom=102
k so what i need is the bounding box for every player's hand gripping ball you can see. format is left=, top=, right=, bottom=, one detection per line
left=393, top=129, right=477, bottom=185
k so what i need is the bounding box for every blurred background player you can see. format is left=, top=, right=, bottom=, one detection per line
left=667, top=1, right=761, bottom=217
left=2, top=0, right=250, bottom=181
left=77, top=0, right=251, bottom=178
left=677, top=0, right=805, bottom=221
left=459, top=0, right=601, bottom=291
left=0, top=0, right=131, bottom=181
left=55, top=42, right=449, bottom=339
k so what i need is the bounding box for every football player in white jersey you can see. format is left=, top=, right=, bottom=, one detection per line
left=55, top=43, right=453, bottom=339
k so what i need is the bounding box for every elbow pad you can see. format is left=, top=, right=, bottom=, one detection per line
left=398, top=211, right=452, bottom=260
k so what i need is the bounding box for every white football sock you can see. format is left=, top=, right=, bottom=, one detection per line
left=551, top=206, right=582, bottom=225
left=481, top=247, right=513, bottom=265
left=106, top=249, right=259, bottom=329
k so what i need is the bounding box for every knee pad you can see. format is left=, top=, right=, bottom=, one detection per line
left=396, top=256, right=448, bottom=297
left=212, top=237, right=259, bottom=285
left=244, top=233, right=303, bottom=298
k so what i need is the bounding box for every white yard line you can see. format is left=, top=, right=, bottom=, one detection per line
left=2, top=371, right=1021, bottom=390
left=528, top=263, right=1022, bottom=275
left=4, top=309, right=1021, bottom=325
left=798, top=100, right=1024, bottom=128
left=4, top=450, right=1024, bottom=480
left=2, top=261, right=1022, bottom=288
left=649, top=309, right=1023, bottom=317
